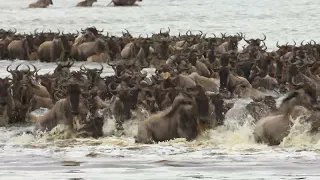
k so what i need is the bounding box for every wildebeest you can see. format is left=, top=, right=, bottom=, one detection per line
left=253, top=89, right=314, bottom=145
left=76, top=0, right=97, bottom=7
left=7, top=35, right=33, bottom=60
left=38, top=35, right=70, bottom=62
left=0, top=77, right=15, bottom=126
left=77, top=39, right=106, bottom=61
left=135, top=85, right=215, bottom=143
left=28, top=0, right=53, bottom=8
left=34, top=83, right=89, bottom=133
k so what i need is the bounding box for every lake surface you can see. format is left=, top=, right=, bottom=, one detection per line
left=1, top=0, right=320, bottom=179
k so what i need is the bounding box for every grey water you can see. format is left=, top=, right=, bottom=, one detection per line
left=1, top=0, right=320, bottom=179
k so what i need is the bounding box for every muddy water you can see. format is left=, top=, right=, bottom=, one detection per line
left=1, top=0, right=320, bottom=179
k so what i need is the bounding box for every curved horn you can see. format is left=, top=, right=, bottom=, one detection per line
left=261, top=33, right=266, bottom=41
left=98, top=63, right=103, bottom=72
left=237, top=32, right=243, bottom=40
left=67, top=60, right=75, bottom=68
left=30, top=64, right=40, bottom=75
left=26, top=65, right=31, bottom=72
left=108, top=82, right=119, bottom=93
left=6, top=64, right=13, bottom=73
left=293, top=40, right=296, bottom=47
left=15, top=63, right=22, bottom=71
left=243, top=35, right=250, bottom=43
left=125, top=29, right=130, bottom=35
left=310, top=40, right=317, bottom=45
left=11, top=28, right=17, bottom=34
left=80, top=64, right=87, bottom=72
left=221, top=33, right=226, bottom=39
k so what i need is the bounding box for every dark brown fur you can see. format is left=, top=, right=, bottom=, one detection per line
left=29, top=0, right=53, bottom=8
left=76, top=0, right=97, bottom=7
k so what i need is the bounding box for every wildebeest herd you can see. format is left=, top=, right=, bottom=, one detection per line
left=28, top=0, right=141, bottom=8
left=0, top=27, right=319, bottom=146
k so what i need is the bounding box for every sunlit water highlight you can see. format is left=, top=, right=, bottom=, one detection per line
left=1, top=0, right=320, bottom=179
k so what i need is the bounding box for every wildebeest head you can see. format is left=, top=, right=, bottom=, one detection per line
left=80, top=63, right=103, bottom=82
left=67, top=83, right=81, bottom=115
left=76, top=88, right=103, bottom=138
left=157, top=38, right=170, bottom=59
left=219, top=66, right=230, bottom=91
left=121, top=29, right=133, bottom=39
left=187, top=85, right=210, bottom=123
left=33, top=29, right=47, bottom=47
left=25, top=35, right=34, bottom=52
left=0, top=78, right=12, bottom=106
left=75, top=31, right=96, bottom=45
left=159, top=27, right=171, bottom=38
left=228, top=37, right=239, bottom=51
left=170, top=92, right=199, bottom=141
left=57, top=35, right=70, bottom=54
left=118, top=85, right=139, bottom=120
left=244, top=33, right=266, bottom=47
left=209, top=93, right=225, bottom=126
left=54, top=60, right=74, bottom=75
left=137, top=38, right=151, bottom=57
left=279, top=89, right=313, bottom=114
left=81, top=26, right=104, bottom=37
left=138, top=87, right=157, bottom=112
left=7, top=64, right=33, bottom=82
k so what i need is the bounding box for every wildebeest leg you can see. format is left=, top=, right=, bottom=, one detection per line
left=39, top=54, right=44, bottom=62
left=115, top=115, right=125, bottom=131
left=8, top=49, right=14, bottom=60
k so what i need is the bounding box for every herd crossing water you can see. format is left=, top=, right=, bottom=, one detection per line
left=1, top=0, right=320, bottom=180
